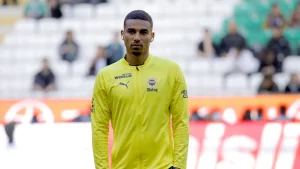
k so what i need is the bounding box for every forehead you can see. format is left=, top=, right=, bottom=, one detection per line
left=124, top=19, right=151, bottom=30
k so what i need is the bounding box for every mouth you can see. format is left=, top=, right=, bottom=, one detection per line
left=131, top=44, right=143, bottom=49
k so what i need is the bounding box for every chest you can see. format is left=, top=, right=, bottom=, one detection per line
left=108, top=69, right=171, bottom=102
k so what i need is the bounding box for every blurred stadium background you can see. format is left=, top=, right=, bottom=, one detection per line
left=0, top=0, right=300, bottom=169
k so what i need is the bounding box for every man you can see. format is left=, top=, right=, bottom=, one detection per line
left=91, top=10, right=189, bottom=169
left=59, top=30, right=79, bottom=64
left=284, top=73, right=300, bottom=93
left=33, top=58, right=56, bottom=92
left=219, top=20, right=247, bottom=56
left=106, top=31, right=124, bottom=65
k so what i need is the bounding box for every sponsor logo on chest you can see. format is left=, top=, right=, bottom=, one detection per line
left=114, top=73, right=132, bottom=79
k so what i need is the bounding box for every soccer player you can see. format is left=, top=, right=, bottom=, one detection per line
left=91, top=10, right=189, bottom=169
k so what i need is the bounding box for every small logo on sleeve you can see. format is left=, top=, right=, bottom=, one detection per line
left=147, top=78, right=158, bottom=92
left=181, top=90, right=188, bottom=98
left=91, top=98, right=95, bottom=113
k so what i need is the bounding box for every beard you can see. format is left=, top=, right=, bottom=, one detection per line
left=132, top=51, right=142, bottom=56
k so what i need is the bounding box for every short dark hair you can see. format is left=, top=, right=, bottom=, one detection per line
left=124, top=10, right=153, bottom=29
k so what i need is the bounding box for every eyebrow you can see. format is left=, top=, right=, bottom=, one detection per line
left=126, top=28, right=149, bottom=32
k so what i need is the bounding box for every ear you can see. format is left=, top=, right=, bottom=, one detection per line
left=151, top=32, right=155, bottom=42
left=121, top=30, right=124, bottom=40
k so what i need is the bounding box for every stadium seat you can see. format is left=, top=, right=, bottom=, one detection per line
left=95, top=4, right=117, bottom=18
left=212, top=58, right=234, bottom=75
left=73, top=4, right=95, bottom=18
left=38, top=18, right=60, bottom=33
left=51, top=61, right=71, bottom=77
left=83, top=19, right=105, bottom=32
left=225, top=73, right=249, bottom=89
left=187, top=59, right=212, bottom=74
left=209, top=1, right=235, bottom=18
left=2, top=33, right=27, bottom=46
left=79, top=44, right=97, bottom=61
left=249, top=73, right=263, bottom=90
left=0, top=64, right=14, bottom=78
left=0, top=46, right=12, bottom=63
left=274, top=73, right=290, bottom=91
left=283, top=56, right=300, bottom=73
left=57, top=77, right=83, bottom=91
left=60, top=18, right=84, bottom=33
left=13, top=19, right=37, bottom=33
left=61, top=4, right=73, bottom=18
left=185, top=75, right=202, bottom=90
left=196, top=74, right=224, bottom=96
left=201, top=74, right=223, bottom=89
left=72, top=61, right=89, bottom=77
left=142, top=4, right=163, bottom=18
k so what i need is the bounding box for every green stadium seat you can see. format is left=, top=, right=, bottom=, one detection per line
left=284, top=28, right=300, bottom=54
left=212, top=32, right=224, bottom=44
left=234, top=2, right=255, bottom=17
left=247, top=30, right=273, bottom=47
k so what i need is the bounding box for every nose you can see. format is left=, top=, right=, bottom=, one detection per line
left=134, top=33, right=141, bottom=42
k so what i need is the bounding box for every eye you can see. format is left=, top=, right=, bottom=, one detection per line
left=141, top=31, right=148, bottom=35
left=127, top=30, right=135, bottom=34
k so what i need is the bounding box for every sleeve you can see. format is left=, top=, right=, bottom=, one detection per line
left=91, top=72, right=111, bottom=169
left=170, top=65, right=190, bottom=169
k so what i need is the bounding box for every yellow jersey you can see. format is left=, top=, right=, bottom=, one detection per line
left=91, top=54, right=189, bottom=169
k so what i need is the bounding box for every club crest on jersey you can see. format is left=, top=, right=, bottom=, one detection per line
left=147, top=78, right=158, bottom=92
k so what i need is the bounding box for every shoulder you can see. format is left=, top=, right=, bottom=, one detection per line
left=151, top=55, right=181, bottom=69
left=151, top=55, right=184, bottom=81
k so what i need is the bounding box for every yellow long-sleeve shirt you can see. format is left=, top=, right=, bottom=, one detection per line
left=91, top=54, right=189, bottom=169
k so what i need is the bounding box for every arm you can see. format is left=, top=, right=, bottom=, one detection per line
left=91, top=72, right=111, bottom=169
left=170, top=65, right=190, bottom=169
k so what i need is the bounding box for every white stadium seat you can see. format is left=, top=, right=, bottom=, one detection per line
left=73, top=4, right=95, bottom=18
left=95, top=4, right=117, bottom=18
left=201, top=74, right=223, bottom=89
left=283, top=56, right=300, bottom=73
left=61, top=4, right=73, bottom=18
left=72, top=61, right=89, bottom=77
left=38, top=18, right=60, bottom=33
left=225, top=73, right=249, bottom=89
left=57, top=76, right=83, bottom=91
left=187, top=59, right=212, bottom=74
left=209, top=1, right=234, bottom=17
left=60, top=19, right=84, bottom=33
left=212, top=58, right=234, bottom=75
left=13, top=19, right=37, bottom=33
left=249, top=73, right=263, bottom=90
left=0, top=47, right=12, bottom=63
left=185, top=75, right=201, bottom=90
left=274, top=73, right=290, bottom=91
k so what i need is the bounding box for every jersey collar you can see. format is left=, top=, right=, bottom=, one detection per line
left=121, top=53, right=152, bottom=68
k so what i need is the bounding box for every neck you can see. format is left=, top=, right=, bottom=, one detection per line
left=125, top=52, right=149, bottom=66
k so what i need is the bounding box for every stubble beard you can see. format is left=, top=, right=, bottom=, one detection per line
left=132, top=51, right=142, bottom=56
